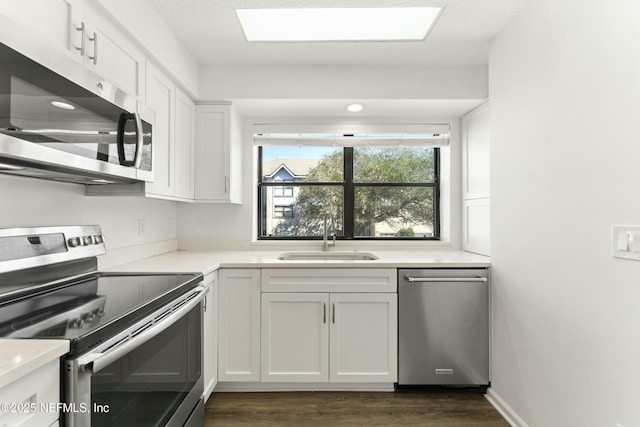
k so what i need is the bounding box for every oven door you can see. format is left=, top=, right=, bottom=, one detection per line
left=65, top=286, right=206, bottom=427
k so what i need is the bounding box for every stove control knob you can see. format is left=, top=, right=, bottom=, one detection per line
left=68, top=237, right=81, bottom=248
left=69, top=318, right=84, bottom=328
left=94, top=235, right=104, bottom=244
left=83, top=236, right=94, bottom=245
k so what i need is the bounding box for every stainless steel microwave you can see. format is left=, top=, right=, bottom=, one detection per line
left=0, top=20, right=153, bottom=185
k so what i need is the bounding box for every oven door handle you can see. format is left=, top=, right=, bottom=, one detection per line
left=78, top=285, right=207, bottom=375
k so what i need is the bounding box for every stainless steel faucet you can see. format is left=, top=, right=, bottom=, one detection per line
left=322, top=211, right=337, bottom=252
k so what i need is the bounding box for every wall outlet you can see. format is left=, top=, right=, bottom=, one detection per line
left=138, top=219, right=146, bottom=236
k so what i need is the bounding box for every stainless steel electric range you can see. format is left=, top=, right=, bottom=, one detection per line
left=0, top=225, right=206, bottom=427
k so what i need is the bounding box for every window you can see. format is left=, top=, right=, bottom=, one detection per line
left=274, top=186, right=294, bottom=197
left=274, top=205, right=294, bottom=218
left=258, top=146, right=439, bottom=239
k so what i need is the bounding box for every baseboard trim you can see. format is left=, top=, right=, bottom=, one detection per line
left=214, top=382, right=395, bottom=392
left=485, top=388, right=530, bottom=427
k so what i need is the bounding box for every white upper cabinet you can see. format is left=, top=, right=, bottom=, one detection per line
left=174, top=88, right=196, bottom=199
left=0, top=0, right=145, bottom=100
left=462, top=102, right=490, bottom=199
left=83, top=1, right=145, bottom=100
left=462, top=101, right=491, bottom=256
left=0, top=0, right=84, bottom=62
left=195, top=104, right=242, bottom=203
left=145, top=63, right=175, bottom=197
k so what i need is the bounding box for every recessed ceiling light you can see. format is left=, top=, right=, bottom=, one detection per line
left=235, top=7, right=443, bottom=42
left=51, top=101, right=75, bottom=110
left=346, top=103, right=365, bottom=113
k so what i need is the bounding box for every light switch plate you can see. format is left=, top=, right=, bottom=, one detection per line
left=612, top=225, right=640, bottom=261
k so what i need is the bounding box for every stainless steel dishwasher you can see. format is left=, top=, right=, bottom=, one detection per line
left=398, top=268, right=489, bottom=388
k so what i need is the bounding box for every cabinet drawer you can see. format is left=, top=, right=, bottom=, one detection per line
left=261, top=269, right=397, bottom=293
left=0, top=360, right=60, bottom=427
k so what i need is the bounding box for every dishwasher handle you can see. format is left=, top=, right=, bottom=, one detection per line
left=405, top=276, right=487, bottom=283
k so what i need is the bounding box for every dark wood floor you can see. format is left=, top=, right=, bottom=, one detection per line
left=204, top=391, right=510, bottom=427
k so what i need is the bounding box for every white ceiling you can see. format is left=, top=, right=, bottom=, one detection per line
left=148, top=0, right=523, bottom=117
left=148, top=0, right=524, bottom=67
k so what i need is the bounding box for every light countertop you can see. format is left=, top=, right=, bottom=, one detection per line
left=0, top=339, right=69, bottom=389
left=104, top=249, right=490, bottom=276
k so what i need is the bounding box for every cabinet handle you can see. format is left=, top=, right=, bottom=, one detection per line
left=87, top=32, right=98, bottom=65
left=332, top=304, right=335, bottom=324
left=203, top=293, right=208, bottom=312
left=224, top=175, right=228, bottom=193
left=74, top=22, right=86, bottom=56
left=323, top=303, right=326, bottom=324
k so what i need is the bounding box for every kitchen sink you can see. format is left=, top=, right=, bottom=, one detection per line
left=276, top=251, right=379, bottom=261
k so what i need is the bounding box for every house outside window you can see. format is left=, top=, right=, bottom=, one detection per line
left=258, top=145, right=440, bottom=240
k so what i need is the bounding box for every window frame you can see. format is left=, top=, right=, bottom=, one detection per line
left=257, top=146, right=440, bottom=240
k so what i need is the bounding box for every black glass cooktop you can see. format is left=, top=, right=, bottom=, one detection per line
left=0, top=272, right=202, bottom=354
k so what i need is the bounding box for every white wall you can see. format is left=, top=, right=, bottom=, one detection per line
left=199, top=65, right=487, bottom=100
left=489, top=1, right=640, bottom=426
left=0, top=175, right=177, bottom=250
left=178, top=115, right=462, bottom=248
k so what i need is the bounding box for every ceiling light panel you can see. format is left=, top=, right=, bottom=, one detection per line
left=236, top=7, right=442, bottom=42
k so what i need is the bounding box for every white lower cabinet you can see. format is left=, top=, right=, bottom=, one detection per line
left=218, top=268, right=398, bottom=387
left=329, top=293, right=397, bottom=383
left=202, top=271, right=218, bottom=401
left=261, top=292, right=397, bottom=383
left=217, top=269, right=261, bottom=382
left=261, top=293, right=329, bottom=382
left=0, top=360, right=60, bottom=427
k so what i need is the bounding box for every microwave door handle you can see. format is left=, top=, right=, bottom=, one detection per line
left=77, top=286, right=207, bottom=375
left=116, top=112, right=143, bottom=167
left=117, top=113, right=133, bottom=166
left=133, top=112, right=143, bottom=168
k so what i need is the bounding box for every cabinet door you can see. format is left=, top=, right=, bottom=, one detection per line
left=83, top=1, right=145, bottom=99
left=174, top=88, right=195, bottom=199
left=202, top=272, right=218, bottom=401
left=261, top=293, right=329, bottom=382
left=194, top=104, right=230, bottom=201
left=462, top=101, right=490, bottom=255
left=145, top=63, right=175, bottom=196
left=218, top=269, right=261, bottom=382
left=329, top=293, right=398, bottom=383
left=462, top=102, right=490, bottom=199
left=0, top=0, right=84, bottom=61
